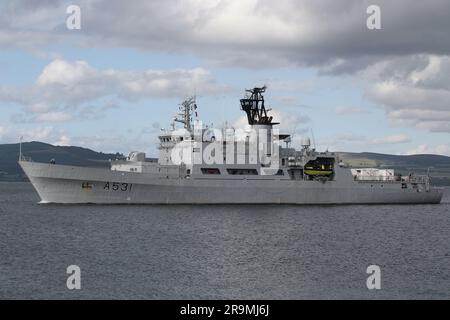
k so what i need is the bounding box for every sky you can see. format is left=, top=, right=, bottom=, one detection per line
left=0, top=0, right=449, bottom=157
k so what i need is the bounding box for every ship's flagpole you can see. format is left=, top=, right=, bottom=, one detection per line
left=19, top=136, right=23, bottom=161
left=310, top=128, right=317, bottom=150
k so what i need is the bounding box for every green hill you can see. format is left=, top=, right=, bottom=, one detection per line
left=0, top=141, right=123, bottom=181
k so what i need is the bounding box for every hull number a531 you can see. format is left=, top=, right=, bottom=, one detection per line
left=103, top=182, right=132, bottom=192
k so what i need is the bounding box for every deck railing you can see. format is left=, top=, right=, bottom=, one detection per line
left=354, top=175, right=430, bottom=183
left=19, top=155, right=33, bottom=162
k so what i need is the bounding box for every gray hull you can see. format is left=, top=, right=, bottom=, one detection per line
left=19, top=161, right=443, bottom=204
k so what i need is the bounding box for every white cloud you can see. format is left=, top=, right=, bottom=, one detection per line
left=54, top=135, right=71, bottom=146
left=35, top=59, right=227, bottom=100
left=0, top=126, right=55, bottom=143
left=36, top=59, right=93, bottom=86
left=0, top=59, right=229, bottom=123
left=369, top=134, right=410, bottom=145
left=35, top=111, right=72, bottom=122
left=25, top=126, right=54, bottom=141
left=363, top=54, right=450, bottom=133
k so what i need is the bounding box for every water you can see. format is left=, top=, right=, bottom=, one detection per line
left=0, top=182, right=449, bottom=299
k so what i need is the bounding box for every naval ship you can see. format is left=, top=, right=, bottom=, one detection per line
left=19, top=86, right=443, bottom=204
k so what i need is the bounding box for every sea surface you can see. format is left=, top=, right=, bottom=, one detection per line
left=0, top=182, right=449, bottom=299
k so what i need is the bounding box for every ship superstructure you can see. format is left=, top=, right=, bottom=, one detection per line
left=19, top=87, right=443, bottom=204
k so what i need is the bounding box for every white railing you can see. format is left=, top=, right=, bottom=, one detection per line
left=19, top=155, right=33, bottom=162
left=354, top=175, right=430, bottom=183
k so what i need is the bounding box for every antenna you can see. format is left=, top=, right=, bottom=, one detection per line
left=310, top=128, right=317, bottom=150
left=289, top=122, right=298, bottom=148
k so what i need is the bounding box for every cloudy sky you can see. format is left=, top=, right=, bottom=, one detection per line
left=0, top=0, right=449, bottom=156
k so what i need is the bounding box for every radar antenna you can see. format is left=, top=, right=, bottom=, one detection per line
left=240, top=86, right=278, bottom=126
left=174, top=96, right=197, bottom=131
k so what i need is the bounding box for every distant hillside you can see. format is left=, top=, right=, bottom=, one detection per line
left=338, top=152, right=450, bottom=186
left=0, top=142, right=123, bottom=181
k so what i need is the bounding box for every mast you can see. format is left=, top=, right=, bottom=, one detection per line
left=174, top=96, right=197, bottom=131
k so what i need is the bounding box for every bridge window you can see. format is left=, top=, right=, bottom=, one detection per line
left=201, top=168, right=221, bottom=175
left=227, top=168, right=258, bottom=175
